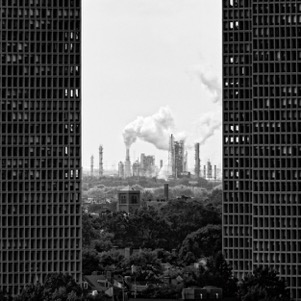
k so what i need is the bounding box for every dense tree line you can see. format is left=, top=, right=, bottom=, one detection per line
left=83, top=198, right=221, bottom=251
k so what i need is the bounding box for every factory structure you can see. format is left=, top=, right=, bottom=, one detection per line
left=88, top=139, right=220, bottom=180
left=168, top=134, right=187, bottom=178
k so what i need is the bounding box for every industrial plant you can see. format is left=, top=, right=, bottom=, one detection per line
left=88, top=138, right=220, bottom=181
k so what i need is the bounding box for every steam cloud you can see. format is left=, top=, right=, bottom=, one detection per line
left=196, top=111, right=221, bottom=145
left=197, top=70, right=221, bottom=104
left=122, top=106, right=175, bottom=150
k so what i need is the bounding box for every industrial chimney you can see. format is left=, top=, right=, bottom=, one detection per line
left=99, top=145, right=103, bottom=177
left=90, top=155, right=94, bottom=177
left=164, top=183, right=169, bottom=201
left=124, top=147, right=131, bottom=178
left=194, top=143, right=200, bottom=178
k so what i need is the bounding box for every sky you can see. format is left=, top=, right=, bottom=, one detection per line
left=82, top=0, right=222, bottom=173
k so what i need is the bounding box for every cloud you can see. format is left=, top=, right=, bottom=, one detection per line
left=122, top=106, right=176, bottom=150
left=194, top=111, right=222, bottom=145
left=197, top=70, right=221, bottom=104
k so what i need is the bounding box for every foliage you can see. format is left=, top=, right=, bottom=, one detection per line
left=142, top=284, right=181, bottom=299
left=127, top=207, right=171, bottom=249
left=0, top=290, right=13, bottom=301
left=238, top=267, right=290, bottom=301
left=82, top=249, right=101, bottom=275
left=200, top=252, right=238, bottom=297
left=179, top=224, right=222, bottom=264
left=204, top=188, right=222, bottom=214
left=159, top=199, right=221, bottom=250
left=82, top=213, right=101, bottom=247
left=92, top=232, right=114, bottom=253
left=98, top=250, right=125, bottom=272
left=16, top=273, right=83, bottom=301
left=122, top=250, right=163, bottom=283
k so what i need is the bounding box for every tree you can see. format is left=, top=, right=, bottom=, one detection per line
left=122, top=250, right=163, bottom=284
left=128, top=207, right=171, bottom=249
left=98, top=250, right=125, bottom=272
left=42, top=273, right=83, bottom=300
left=178, top=224, right=222, bottom=264
left=205, top=188, right=222, bottom=214
left=159, top=199, right=221, bottom=249
left=82, top=249, right=100, bottom=275
left=92, top=231, right=114, bottom=253
left=238, top=267, right=290, bottom=301
left=0, top=290, right=13, bottom=301
left=16, top=273, right=83, bottom=301
left=201, top=252, right=238, bottom=297
left=82, top=213, right=101, bottom=247
left=15, top=283, right=43, bottom=301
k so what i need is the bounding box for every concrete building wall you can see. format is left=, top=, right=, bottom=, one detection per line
left=223, top=1, right=301, bottom=299
left=0, top=0, right=82, bottom=296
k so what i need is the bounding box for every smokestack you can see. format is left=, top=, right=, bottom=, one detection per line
left=126, top=148, right=130, bottom=161
left=214, top=165, right=217, bottom=180
left=195, top=143, right=200, bottom=178
left=160, top=160, right=163, bottom=169
left=124, top=147, right=131, bottom=178
left=90, top=155, right=94, bottom=177
left=207, top=160, right=212, bottom=179
left=164, top=184, right=169, bottom=201
left=99, top=145, right=103, bottom=177
left=203, top=165, right=206, bottom=179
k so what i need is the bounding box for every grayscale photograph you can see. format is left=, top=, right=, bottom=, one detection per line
left=0, top=0, right=297, bottom=300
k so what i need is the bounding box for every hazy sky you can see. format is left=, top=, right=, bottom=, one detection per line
left=82, top=0, right=222, bottom=172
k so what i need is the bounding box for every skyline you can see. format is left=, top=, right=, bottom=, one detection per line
left=82, top=0, right=222, bottom=171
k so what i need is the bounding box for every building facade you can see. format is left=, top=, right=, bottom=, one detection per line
left=117, top=187, right=141, bottom=214
left=223, top=1, right=301, bottom=299
left=0, top=0, right=81, bottom=295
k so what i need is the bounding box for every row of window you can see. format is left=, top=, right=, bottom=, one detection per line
left=254, top=217, right=301, bottom=228
left=1, top=113, right=79, bottom=124
left=0, top=238, right=81, bottom=249
left=1, top=135, right=79, bottom=145
left=2, top=69, right=79, bottom=81
left=1, top=101, right=80, bottom=111
left=1, top=8, right=80, bottom=18
left=1, top=89, right=80, bottom=99
left=226, top=173, right=301, bottom=184
left=1, top=146, right=80, bottom=157
left=224, top=158, right=251, bottom=168
left=1, top=192, right=80, bottom=203
left=1, top=181, right=80, bottom=192
left=1, top=31, right=79, bottom=42
left=1, top=204, right=81, bottom=215
left=0, top=216, right=81, bottom=227
left=225, top=145, right=300, bottom=157
left=0, top=0, right=81, bottom=7
left=3, top=80, right=80, bottom=91
left=1, top=0, right=80, bottom=7
left=224, top=0, right=250, bottom=8
left=1, top=19, right=80, bottom=30
left=1, top=170, right=80, bottom=181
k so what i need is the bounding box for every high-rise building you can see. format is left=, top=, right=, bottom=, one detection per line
left=223, top=1, right=301, bottom=299
left=0, top=0, right=81, bottom=296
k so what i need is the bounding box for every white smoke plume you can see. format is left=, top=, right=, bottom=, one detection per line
left=195, top=111, right=221, bottom=145
left=122, top=106, right=175, bottom=150
left=197, top=70, right=222, bottom=104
